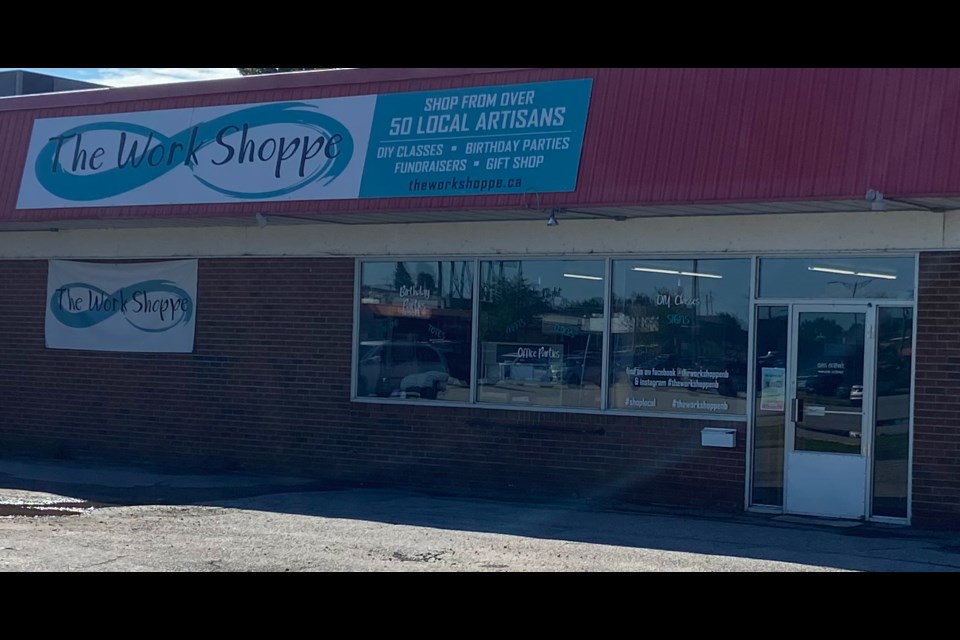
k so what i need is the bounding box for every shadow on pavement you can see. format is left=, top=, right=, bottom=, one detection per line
left=2, top=455, right=960, bottom=572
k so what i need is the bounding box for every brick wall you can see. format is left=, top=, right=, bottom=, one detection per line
left=0, top=258, right=745, bottom=511
left=914, top=252, right=960, bottom=528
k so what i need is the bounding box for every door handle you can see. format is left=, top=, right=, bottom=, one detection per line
left=791, top=397, right=804, bottom=423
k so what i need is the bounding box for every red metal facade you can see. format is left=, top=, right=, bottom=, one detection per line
left=2, top=67, right=960, bottom=223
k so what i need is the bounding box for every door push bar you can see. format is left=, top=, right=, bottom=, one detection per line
left=791, top=397, right=862, bottom=422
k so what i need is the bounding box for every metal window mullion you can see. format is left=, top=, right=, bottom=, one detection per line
left=907, top=252, right=920, bottom=524
left=351, top=259, right=362, bottom=399
left=744, top=255, right=759, bottom=509
left=862, top=305, right=878, bottom=516
left=600, top=257, right=612, bottom=411
left=470, top=258, right=480, bottom=404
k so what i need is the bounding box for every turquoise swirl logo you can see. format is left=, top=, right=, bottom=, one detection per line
left=35, top=102, right=354, bottom=201
left=51, top=280, right=193, bottom=332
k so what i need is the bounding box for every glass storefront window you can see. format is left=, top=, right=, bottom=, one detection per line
left=759, top=257, right=915, bottom=300
left=793, top=310, right=866, bottom=454
left=477, top=260, right=605, bottom=408
left=872, top=307, right=912, bottom=518
left=608, top=259, right=751, bottom=415
left=357, top=261, right=474, bottom=402
left=356, top=256, right=914, bottom=456
left=752, top=306, right=788, bottom=506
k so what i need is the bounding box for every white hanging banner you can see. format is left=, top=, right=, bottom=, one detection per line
left=45, top=260, right=198, bottom=353
left=16, top=79, right=594, bottom=208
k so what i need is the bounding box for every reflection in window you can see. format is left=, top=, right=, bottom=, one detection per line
left=759, top=257, right=915, bottom=299
left=752, top=306, right=788, bottom=506
left=477, top=260, right=604, bottom=408
left=357, top=261, right=473, bottom=401
left=872, top=307, right=912, bottom=518
left=609, top=259, right=751, bottom=415
left=793, top=311, right=865, bottom=454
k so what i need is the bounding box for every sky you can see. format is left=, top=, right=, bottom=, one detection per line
left=0, top=68, right=242, bottom=87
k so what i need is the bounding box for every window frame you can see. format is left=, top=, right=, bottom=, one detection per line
left=353, top=252, right=918, bottom=424
left=354, top=257, right=477, bottom=404
left=354, top=254, right=751, bottom=421
left=475, top=257, right=609, bottom=411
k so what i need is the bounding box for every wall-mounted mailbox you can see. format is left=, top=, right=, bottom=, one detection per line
left=701, top=427, right=736, bottom=448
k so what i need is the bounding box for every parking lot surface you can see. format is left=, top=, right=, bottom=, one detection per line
left=2, top=457, right=960, bottom=572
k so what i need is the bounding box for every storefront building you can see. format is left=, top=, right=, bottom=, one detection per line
left=1, top=68, right=958, bottom=527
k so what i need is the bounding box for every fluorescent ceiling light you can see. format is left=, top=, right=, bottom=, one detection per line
left=854, top=271, right=897, bottom=280
left=808, top=266, right=897, bottom=280
left=808, top=266, right=856, bottom=276
left=633, top=267, right=681, bottom=275
left=632, top=267, right=722, bottom=279
left=563, top=273, right=603, bottom=281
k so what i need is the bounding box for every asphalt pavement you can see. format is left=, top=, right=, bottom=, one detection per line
left=2, top=456, right=960, bottom=572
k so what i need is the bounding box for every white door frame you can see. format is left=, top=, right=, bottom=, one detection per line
left=783, top=303, right=876, bottom=519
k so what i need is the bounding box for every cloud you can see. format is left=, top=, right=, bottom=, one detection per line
left=91, top=68, right=242, bottom=87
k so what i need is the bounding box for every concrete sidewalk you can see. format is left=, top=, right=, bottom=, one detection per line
left=2, top=456, right=960, bottom=571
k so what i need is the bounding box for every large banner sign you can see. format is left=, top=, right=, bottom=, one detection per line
left=17, top=79, right=593, bottom=209
left=45, top=260, right=198, bottom=353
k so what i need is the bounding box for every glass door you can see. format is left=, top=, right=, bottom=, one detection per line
left=783, top=304, right=874, bottom=519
